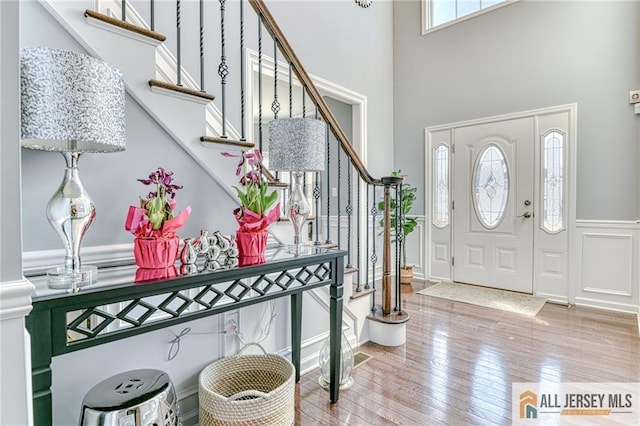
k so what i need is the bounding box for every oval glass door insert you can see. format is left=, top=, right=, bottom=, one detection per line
left=473, top=144, right=509, bottom=228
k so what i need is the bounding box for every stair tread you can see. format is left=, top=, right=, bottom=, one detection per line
left=149, top=79, right=215, bottom=101
left=315, top=242, right=339, bottom=249
left=200, top=136, right=254, bottom=148
left=367, top=307, right=410, bottom=324
left=350, top=285, right=374, bottom=300
left=85, top=9, right=166, bottom=42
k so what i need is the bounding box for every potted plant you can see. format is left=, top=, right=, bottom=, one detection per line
left=378, top=170, right=418, bottom=284
left=222, top=149, right=280, bottom=265
left=125, top=167, right=191, bottom=269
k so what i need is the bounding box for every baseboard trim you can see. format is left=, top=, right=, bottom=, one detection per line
left=535, top=292, right=569, bottom=306
left=574, top=296, right=638, bottom=315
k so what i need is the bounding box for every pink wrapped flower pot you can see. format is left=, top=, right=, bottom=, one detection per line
left=135, top=266, right=178, bottom=283
left=236, top=230, right=268, bottom=266
left=134, top=236, right=180, bottom=269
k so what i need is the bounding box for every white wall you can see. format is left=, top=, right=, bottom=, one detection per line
left=0, top=0, right=22, bottom=281
left=393, top=0, right=640, bottom=220
left=267, top=0, right=395, bottom=177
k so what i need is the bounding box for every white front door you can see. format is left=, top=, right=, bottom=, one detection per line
left=453, top=117, right=535, bottom=293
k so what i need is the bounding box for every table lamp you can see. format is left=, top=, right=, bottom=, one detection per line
left=20, top=47, right=126, bottom=289
left=268, top=118, right=326, bottom=250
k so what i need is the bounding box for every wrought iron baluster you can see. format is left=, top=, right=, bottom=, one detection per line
left=337, top=145, right=341, bottom=249
left=274, top=59, right=296, bottom=183
left=325, top=123, right=332, bottom=244
left=365, top=184, right=371, bottom=293
left=218, top=0, right=229, bottom=137
left=240, top=0, right=246, bottom=140
left=176, top=0, right=182, bottom=86
left=258, top=14, right=263, bottom=151
left=313, top=171, right=321, bottom=244
left=369, top=185, right=379, bottom=305
left=289, top=63, right=293, bottom=118
left=271, top=40, right=280, bottom=119
left=150, top=0, right=155, bottom=31
left=313, top=107, right=321, bottom=245
left=346, top=162, right=353, bottom=269
left=355, top=177, right=361, bottom=291
left=302, top=86, right=306, bottom=118
left=199, top=0, right=205, bottom=92
left=272, top=51, right=281, bottom=215
left=121, top=0, right=126, bottom=21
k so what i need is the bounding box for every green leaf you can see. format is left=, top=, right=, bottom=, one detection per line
left=264, top=190, right=278, bottom=211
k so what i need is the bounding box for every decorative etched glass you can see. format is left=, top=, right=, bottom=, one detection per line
left=433, top=144, right=449, bottom=228
left=473, top=144, right=509, bottom=228
left=542, top=131, right=564, bottom=233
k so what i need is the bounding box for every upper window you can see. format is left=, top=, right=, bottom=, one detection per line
left=422, top=0, right=516, bottom=35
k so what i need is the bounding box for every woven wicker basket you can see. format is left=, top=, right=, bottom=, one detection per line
left=198, top=344, right=295, bottom=426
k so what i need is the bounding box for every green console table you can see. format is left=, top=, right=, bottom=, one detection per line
left=25, top=246, right=346, bottom=425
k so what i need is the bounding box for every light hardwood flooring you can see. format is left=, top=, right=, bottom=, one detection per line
left=294, top=285, right=640, bottom=425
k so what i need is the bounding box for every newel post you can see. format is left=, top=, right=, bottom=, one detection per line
left=381, top=175, right=402, bottom=315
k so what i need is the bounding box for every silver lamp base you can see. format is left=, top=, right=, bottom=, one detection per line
left=284, top=243, right=314, bottom=256
left=286, top=171, right=311, bottom=248
left=46, top=265, right=97, bottom=290
left=45, top=151, right=97, bottom=290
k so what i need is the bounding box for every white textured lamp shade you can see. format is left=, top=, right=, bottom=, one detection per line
left=20, top=47, right=126, bottom=152
left=268, top=118, right=326, bottom=171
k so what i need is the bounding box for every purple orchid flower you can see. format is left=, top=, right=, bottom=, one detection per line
left=221, top=149, right=277, bottom=216
left=136, top=167, right=184, bottom=231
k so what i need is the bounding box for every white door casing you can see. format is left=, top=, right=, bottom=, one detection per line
left=453, top=117, right=535, bottom=293
left=426, top=105, right=574, bottom=301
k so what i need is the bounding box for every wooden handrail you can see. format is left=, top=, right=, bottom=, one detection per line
left=248, top=0, right=381, bottom=186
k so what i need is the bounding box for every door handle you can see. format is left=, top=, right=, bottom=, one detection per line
left=517, top=212, right=532, bottom=218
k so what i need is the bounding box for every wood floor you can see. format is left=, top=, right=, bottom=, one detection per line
left=294, top=285, right=640, bottom=425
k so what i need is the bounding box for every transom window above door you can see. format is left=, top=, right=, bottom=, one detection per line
left=422, top=0, right=516, bottom=35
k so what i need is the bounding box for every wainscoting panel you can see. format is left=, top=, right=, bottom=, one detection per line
left=582, top=233, right=633, bottom=296
left=574, top=221, right=639, bottom=313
